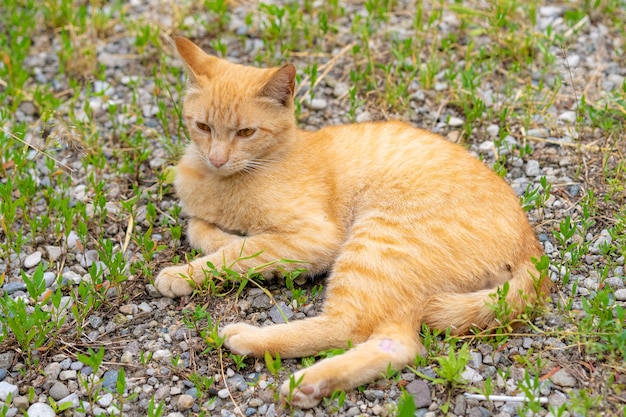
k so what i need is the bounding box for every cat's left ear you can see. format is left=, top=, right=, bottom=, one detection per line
left=174, top=36, right=216, bottom=83
left=259, top=64, right=296, bottom=106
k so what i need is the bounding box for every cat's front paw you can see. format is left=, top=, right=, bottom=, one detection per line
left=221, top=323, right=261, bottom=356
left=154, top=265, right=195, bottom=298
left=280, top=370, right=329, bottom=409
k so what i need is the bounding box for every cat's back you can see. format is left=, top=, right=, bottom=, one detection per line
left=306, top=120, right=498, bottom=187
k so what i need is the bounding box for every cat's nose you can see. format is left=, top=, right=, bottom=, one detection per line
left=209, top=158, right=227, bottom=168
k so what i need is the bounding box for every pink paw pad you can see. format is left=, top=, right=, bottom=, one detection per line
left=378, top=338, right=396, bottom=353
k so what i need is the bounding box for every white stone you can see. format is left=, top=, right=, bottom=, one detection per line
left=58, top=393, right=80, bottom=408
left=97, top=393, right=113, bottom=407
left=62, top=271, right=82, bottom=284
left=23, top=251, right=42, bottom=268
left=525, top=160, right=542, bottom=177
left=59, top=370, right=77, bottom=380
left=0, top=382, right=18, bottom=401
left=26, top=403, right=56, bottom=417
left=305, top=98, right=327, bottom=110
left=486, top=124, right=499, bottom=137
left=355, top=111, right=371, bottom=123
left=152, top=349, right=172, bottom=364
left=461, top=366, right=483, bottom=382
left=44, top=246, right=62, bottom=262
left=447, top=116, right=464, bottom=127
left=478, top=141, right=494, bottom=152
left=558, top=111, right=577, bottom=123
left=66, top=231, right=80, bottom=250
left=614, top=288, right=626, bottom=301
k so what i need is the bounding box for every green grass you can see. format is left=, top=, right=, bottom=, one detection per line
left=1, top=0, right=625, bottom=415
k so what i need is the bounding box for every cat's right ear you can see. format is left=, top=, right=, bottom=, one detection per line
left=259, top=64, right=296, bottom=106
left=174, top=36, right=215, bottom=83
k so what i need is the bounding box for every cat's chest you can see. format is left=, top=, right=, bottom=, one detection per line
left=175, top=168, right=278, bottom=235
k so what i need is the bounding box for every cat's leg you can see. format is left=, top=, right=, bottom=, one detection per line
left=277, top=324, right=423, bottom=409
left=222, top=314, right=366, bottom=359
left=155, top=229, right=339, bottom=297
left=186, top=218, right=243, bottom=254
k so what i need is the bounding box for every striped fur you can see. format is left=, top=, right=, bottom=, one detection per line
left=154, top=37, right=551, bottom=409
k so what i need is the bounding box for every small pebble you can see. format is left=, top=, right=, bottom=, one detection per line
left=0, top=381, right=18, bottom=401
left=27, top=403, right=56, bottom=417
left=525, top=160, right=542, bottom=177
left=3, top=282, right=27, bottom=295
left=614, top=288, right=626, bottom=301
left=305, top=98, right=327, bottom=110
left=447, top=116, right=464, bottom=127
left=49, top=382, right=70, bottom=400
left=550, top=369, right=577, bottom=387
left=177, top=394, right=194, bottom=410
left=558, top=111, right=577, bottom=123
left=23, top=251, right=43, bottom=268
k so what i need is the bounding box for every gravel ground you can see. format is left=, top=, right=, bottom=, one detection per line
left=1, top=1, right=625, bottom=417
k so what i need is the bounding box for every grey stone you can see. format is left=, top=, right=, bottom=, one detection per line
left=558, top=111, right=577, bottom=123
left=525, top=160, right=541, bottom=177
left=486, top=124, right=499, bottom=137
left=217, top=388, right=230, bottom=399
left=3, top=282, right=26, bottom=294
left=97, top=393, right=113, bottom=407
left=13, top=395, right=28, bottom=410
left=527, top=128, right=548, bottom=138
left=138, top=302, right=153, bottom=313
left=0, top=369, right=7, bottom=381
left=604, top=277, right=625, bottom=289
left=405, top=379, right=431, bottom=408
left=26, top=403, right=56, bottom=417
left=468, top=406, right=491, bottom=417
left=59, top=370, right=76, bottom=380
left=447, top=116, right=464, bottom=127
left=269, top=302, right=294, bottom=323
left=102, top=370, right=119, bottom=391
left=66, top=231, right=80, bottom=250
left=0, top=381, right=18, bottom=401
left=43, top=272, right=56, bottom=287
left=453, top=394, right=466, bottom=415
left=550, top=369, right=577, bottom=387
left=548, top=390, right=567, bottom=408
left=44, top=246, right=62, bottom=262
left=23, top=251, right=42, bottom=268
left=89, top=315, right=103, bottom=329
left=0, top=352, right=15, bottom=369
left=177, top=394, right=194, bottom=410
left=58, top=393, right=80, bottom=408
left=461, top=366, right=483, bottom=382
left=251, top=294, right=271, bottom=309
left=469, top=351, right=482, bottom=368
left=356, top=111, right=371, bottom=123
left=49, top=382, right=70, bottom=400
left=305, top=98, right=327, bottom=110
left=145, top=284, right=161, bottom=297
left=153, top=349, right=172, bottom=364
left=614, top=288, right=626, bottom=301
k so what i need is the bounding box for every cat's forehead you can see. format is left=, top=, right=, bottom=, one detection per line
left=196, top=60, right=271, bottom=91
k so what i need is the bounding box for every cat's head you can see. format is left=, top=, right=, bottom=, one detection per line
left=174, top=36, right=297, bottom=176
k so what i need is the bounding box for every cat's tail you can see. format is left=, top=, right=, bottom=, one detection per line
left=421, top=260, right=552, bottom=335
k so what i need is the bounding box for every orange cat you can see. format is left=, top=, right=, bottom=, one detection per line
left=155, top=36, right=551, bottom=409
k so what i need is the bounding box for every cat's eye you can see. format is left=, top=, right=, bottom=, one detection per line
left=237, top=128, right=256, bottom=138
left=196, top=122, right=211, bottom=132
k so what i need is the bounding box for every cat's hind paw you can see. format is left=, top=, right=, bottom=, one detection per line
left=221, top=323, right=261, bottom=356
left=280, top=370, right=329, bottom=409
left=154, top=265, right=195, bottom=298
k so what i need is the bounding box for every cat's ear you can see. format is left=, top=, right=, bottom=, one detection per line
left=174, top=36, right=215, bottom=82
left=259, top=64, right=296, bottom=106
